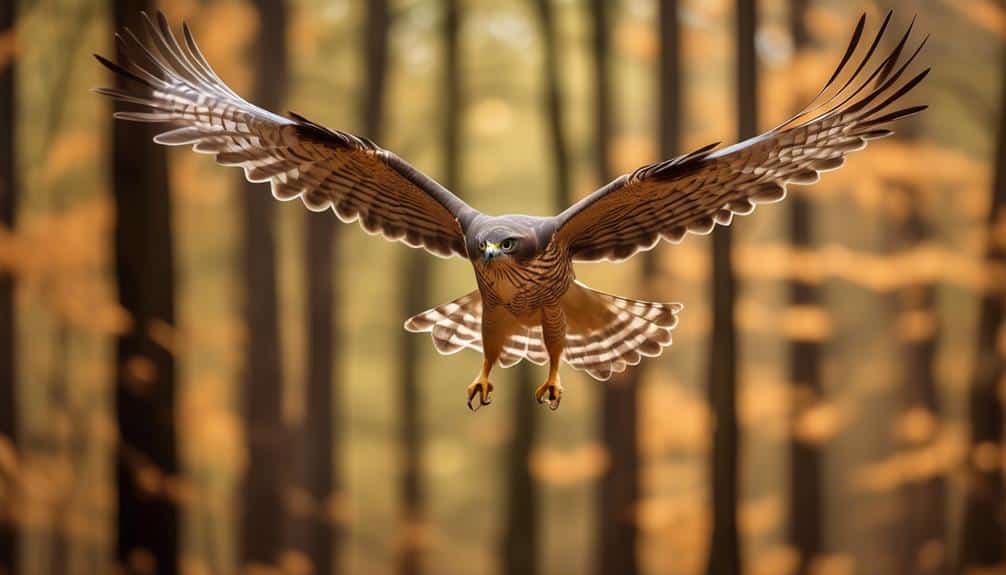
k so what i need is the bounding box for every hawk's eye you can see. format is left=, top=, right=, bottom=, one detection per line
left=478, top=240, right=486, bottom=251
left=500, top=238, right=517, bottom=252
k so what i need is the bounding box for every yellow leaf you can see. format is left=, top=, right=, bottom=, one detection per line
left=188, top=3, right=259, bottom=93
left=529, top=443, right=609, bottom=486
left=942, top=0, right=1006, bottom=37
left=0, top=26, right=16, bottom=74
left=469, top=98, right=513, bottom=136
left=611, top=134, right=655, bottom=175
left=810, top=554, right=857, bottom=575
left=783, top=304, right=833, bottom=341
left=616, top=21, right=657, bottom=59
left=740, top=495, right=782, bottom=536
left=971, top=441, right=1000, bottom=472
left=44, top=132, right=100, bottom=184
left=793, top=402, right=844, bottom=445
left=896, top=309, right=939, bottom=342
left=895, top=407, right=939, bottom=444
left=750, top=545, right=799, bottom=575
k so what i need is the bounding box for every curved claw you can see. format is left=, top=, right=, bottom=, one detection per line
left=466, top=379, right=494, bottom=412
left=534, top=379, right=563, bottom=411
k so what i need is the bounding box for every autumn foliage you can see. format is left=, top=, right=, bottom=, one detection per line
left=0, top=1, right=1003, bottom=574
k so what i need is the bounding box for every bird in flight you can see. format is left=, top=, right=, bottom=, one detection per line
left=96, top=12, right=927, bottom=411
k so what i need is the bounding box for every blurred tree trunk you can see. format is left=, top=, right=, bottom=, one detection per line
left=46, top=6, right=97, bottom=568
left=594, top=2, right=681, bottom=573
left=296, top=183, right=341, bottom=572
left=786, top=3, right=822, bottom=573
left=502, top=363, right=538, bottom=575
left=294, top=0, right=343, bottom=566
left=957, top=40, right=1006, bottom=572
left=0, top=0, right=16, bottom=571
left=370, top=0, right=422, bottom=571
left=240, top=0, right=288, bottom=569
left=112, top=4, right=179, bottom=574
left=895, top=188, right=944, bottom=575
left=535, top=0, right=570, bottom=209
left=499, top=0, right=573, bottom=571
left=890, top=56, right=944, bottom=575
left=591, top=1, right=639, bottom=574
left=657, top=0, right=681, bottom=170
left=705, top=1, right=753, bottom=574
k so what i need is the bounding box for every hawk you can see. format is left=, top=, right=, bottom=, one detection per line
left=95, top=12, right=927, bottom=411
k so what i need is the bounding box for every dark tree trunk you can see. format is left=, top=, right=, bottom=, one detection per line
left=295, top=211, right=339, bottom=575
left=240, top=0, right=288, bottom=568
left=889, top=40, right=943, bottom=575
left=705, top=2, right=753, bottom=574
left=0, top=0, right=16, bottom=571
left=499, top=0, right=576, bottom=571
left=591, top=2, right=638, bottom=574
left=112, top=4, right=179, bottom=574
left=598, top=389, right=638, bottom=575
left=595, top=2, right=682, bottom=573
left=896, top=203, right=944, bottom=575
left=398, top=258, right=427, bottom=575
left=441, top=0, right=460, bottom=214
left=368, top=0, right=422, bottom=573
left=786, top=3, right=823, bottom=573
left=896, top=231, right=944, bottom=575
left=364, top=0, right=389, bottom=143
left=957, top=40, right=1006, bottom=572
left=657, top=0, right=681, bottom=164
left=47, top=6, right=96, bottom=567
left=502, top=364, right=538, bottom=575
left=294, top=0, right=345, bottom=567
left=536, top=0, right=571, bottom=208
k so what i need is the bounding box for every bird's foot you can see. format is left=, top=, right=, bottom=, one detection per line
left=534, top=377, right=563, bottom=411
left=466, top=378, right=494, bottom=412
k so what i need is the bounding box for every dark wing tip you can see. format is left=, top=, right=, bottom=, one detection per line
left=93, top=52, right=145, bottom=85
left=137, top=10, right=155, bottom=31
left=691, top=141, right=722, bottom=156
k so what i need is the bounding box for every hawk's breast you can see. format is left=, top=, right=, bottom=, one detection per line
left=473, top=241, right=572, bottom=318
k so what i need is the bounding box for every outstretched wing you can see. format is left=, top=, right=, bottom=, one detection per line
left=95, top=12, right=478, bottom=258
left=553, top=12, right=928, bottom=263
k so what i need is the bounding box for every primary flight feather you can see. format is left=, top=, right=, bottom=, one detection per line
left=95, top=11, right=928, bottom=411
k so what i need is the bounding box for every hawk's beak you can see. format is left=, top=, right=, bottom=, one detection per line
left=483, top=241, right=502, bottom=263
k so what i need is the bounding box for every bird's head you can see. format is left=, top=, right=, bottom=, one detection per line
left=467, top=216, right=550, bottom=265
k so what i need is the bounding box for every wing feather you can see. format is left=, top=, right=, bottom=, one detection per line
left=553, top=12, right=928, bottom=263
left=95, top=11, right=478, bottom=258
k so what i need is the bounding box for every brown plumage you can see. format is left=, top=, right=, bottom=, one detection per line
left=95, top=11, right=927, bottom=410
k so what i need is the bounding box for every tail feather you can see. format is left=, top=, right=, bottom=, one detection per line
left=404, top=291, right=483, bottom=355
left=560, top=281, right=682, bottom=381
left=405, top=281, right=682, bottom=379
left=404, top=291, right=548, bottom=367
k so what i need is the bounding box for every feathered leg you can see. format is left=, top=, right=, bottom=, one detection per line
left=534, top=306, right=566, bottom=410
left=467, top=356, right=495, bottom=412
left=467, top=304, right=507, bottom=411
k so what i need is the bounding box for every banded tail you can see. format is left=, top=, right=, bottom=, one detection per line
left=404, top=281, right=682, bottom=381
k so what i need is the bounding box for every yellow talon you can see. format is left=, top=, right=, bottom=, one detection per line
left=466, top=378, right=494, bottom=412
left=534, top=377, right=563, bottom=411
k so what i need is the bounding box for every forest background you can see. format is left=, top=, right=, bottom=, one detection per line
left=1, top=0, right=1004, bottom=574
